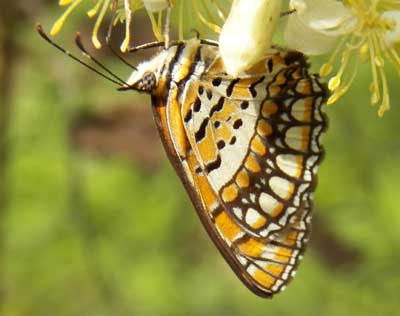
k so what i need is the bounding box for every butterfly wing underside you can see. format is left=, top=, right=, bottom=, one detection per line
left=152, top=95, right=311, bottom=297
left=151, top=44, right=327, bottom=297
left=182, top=49, right=327, bottom=240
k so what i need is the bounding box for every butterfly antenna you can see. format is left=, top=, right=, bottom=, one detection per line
left=105, top=17, right=138, bottom=70
left=74, top=32, right=128, bottom=86
left=190, top=28, right=200, bottom=39
left=36, top=24, right=125, bottom=87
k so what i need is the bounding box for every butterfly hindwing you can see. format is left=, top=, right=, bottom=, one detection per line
left=147, top=39, right=327, bottom=297
left=181, top=49, right=327, bottom=239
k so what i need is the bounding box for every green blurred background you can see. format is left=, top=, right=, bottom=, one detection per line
left=1, top=1, right=400, bottom=315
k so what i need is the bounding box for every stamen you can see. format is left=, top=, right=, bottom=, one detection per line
left=178, top=0, right=184, bottom=40
left=163, top=2, right=172, bottom=48
left=120, top=0, right=132, bottom=52
left=105, top=16, right=138, bottom=70
left=328, top=58, right=359, bottom=105
left=320, top=36, right=348, bottom=77
left=200, top=0, right=219, bottom=26
left=211, top=0, right=227, bottom=21
left=371, top=31, right=385, bottom=67
left=374, top=28, right=394, bottom=115
left=192, top=0, right=222, bottom=33
left=59, top=0, right=74, bottom=6
left=387, top=47, right=400, bottom=75
left=328, top=47, right=352, bottom=91
left=359, top=42, right=369, bottom=61
left=147, top=11, right=163, bottom=41
left=157, top=11, right=163, bottom=36
left=320, top=63, right=333, bottom=77
left=368, top=35, right=381, bottom=105
left=51, top=0, right=83, bottom=36
left=378, top=26, right=400, bottom=75
left=92, top=0, right=112, bottom=49
left=377, top=64, right=390, bottom=116
left=87, top=0, right=103, bottom=18
left=372, top=31, right=390, bottom=112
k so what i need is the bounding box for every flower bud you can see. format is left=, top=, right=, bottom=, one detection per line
left=219, top=0, right=282, bottom=76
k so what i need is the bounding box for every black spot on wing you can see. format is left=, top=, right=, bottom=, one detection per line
left=217, top=140, right=226, bottom=150
left=195, top=118, right=209, bottom=142
left=195, top=166, right=202, bottom=174
left=206, top=89, right=213, bottom=100
left=249, top=76, right=265, bottom=97
left=198, top=85, right=204, bottom=95
left=184, top=109, right=193, bottom=123
left=233, top=119, right=243, bottom=129
left=193, top=98, right=201, bottom=112
left=267, top=59, right=274, bottom=73
left=212, top=77, right=222, bottom=87
left=205, top=155, right=222, bottom=173
left=240, top=101, right=249, bottom=110
left=209, top=97, right=224, bottom=117
left=226, top=78, right=240, bottom=97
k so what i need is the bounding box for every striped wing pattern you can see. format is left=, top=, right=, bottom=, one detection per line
left=182, top=51, right=326, bottom=239
left=142, top=39, right=327, bottom=297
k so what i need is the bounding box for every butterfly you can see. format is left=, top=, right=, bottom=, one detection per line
left=37, top=25, right=328, bottom=298
left=124, top=38, right=328, bottom=297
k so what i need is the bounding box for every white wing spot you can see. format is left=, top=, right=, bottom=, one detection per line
left=259, top=193, right=280, bottom=215
left=245, top=208, right=263, bottom=226
left=269, top=176, right=294, bottom=200
left=276, top=154, right=302, bottom=178
left=233, top=207, right=243, bottom=219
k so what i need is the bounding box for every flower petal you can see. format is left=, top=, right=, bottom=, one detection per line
left=284, top=13, right=338, bottom=55
left=290, top=0, right=352, bottom=31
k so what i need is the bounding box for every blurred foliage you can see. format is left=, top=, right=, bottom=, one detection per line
left=1, top=1, right=400, bottom=316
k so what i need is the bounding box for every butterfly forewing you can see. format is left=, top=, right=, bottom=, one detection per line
left=141, top=38, right=327, bottom=297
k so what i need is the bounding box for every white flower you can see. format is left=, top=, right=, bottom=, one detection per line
left=285, top=0, right=354, bottom=55
left=285, top=0, right=400, bottom=116
left=219, top=0, right=282, bottom=76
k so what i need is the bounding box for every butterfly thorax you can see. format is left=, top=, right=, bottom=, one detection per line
left=125, top=38, right=211, bottom=98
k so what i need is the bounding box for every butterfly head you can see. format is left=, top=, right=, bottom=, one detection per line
left=126, top=71, right=157, bottom=92
left=120, top=51, right=168, bottom=93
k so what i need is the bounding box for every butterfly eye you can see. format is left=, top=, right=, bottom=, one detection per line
left=135, top=71, right=157, bottom=92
